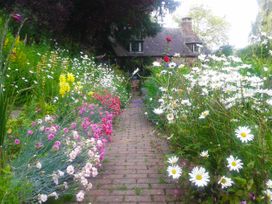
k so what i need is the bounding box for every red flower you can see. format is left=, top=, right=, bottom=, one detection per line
left=166, top=36, right=172, bottom=43
left=11, top=13, right=23, bottom=23
left=163, top=56, right=170, bottom=63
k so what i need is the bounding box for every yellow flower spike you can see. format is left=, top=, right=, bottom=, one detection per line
left=66, top=73, right=75, bottom=83
left=59, top=74, right=66, bottom=83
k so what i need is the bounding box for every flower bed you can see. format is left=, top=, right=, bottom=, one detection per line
left=144, top=54, right=272, bottom=203
left=0, top=13, right=130, bottom=203
left=12, top=93, right=120, bottom=203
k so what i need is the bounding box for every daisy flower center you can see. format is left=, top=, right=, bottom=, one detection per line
left=231, top=161, right=237, bottom=167
left=171, top=169, right=177, bottom=175
left=221, top=178, right=226, bottom=184
left=240, top=132, right=247, bottom=138
left=196, top=174, right=203, bottom=180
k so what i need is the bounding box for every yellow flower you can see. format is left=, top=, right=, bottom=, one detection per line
left=7, top=128, right=12, bottom=134
left=59, top=74, right=66, bottom=83
left=59, top=82, right=70, bottom=97
left=66, top=73, right=75, bottom=83
left=88, top=91, right=94, bottom=97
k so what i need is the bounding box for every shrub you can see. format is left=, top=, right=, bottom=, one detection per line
left=144, top=54, right=272, bottom=203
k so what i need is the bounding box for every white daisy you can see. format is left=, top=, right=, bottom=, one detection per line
left=235, top=126, right=254, bottom=143
left=189, top=166, right=210, bottom=187
left=218, top=176, right=234, bottom=189
left=226, top=155, right=243, bottom=172
left=167, top=165, right=182, bottom=179
left=153, top=61, right=161, bottom=67
left=167, top=156, right=179, bottom=165
left=266, top=179, right=272, bottom=189
left=200, top=150, right=209, bottom=158
left=264, top=189, right=272, bottom=201
left=166, top=113, right=174, bottom=122
left=178, top=64, right=185, bottom=68
left=174, top=53, right=180, bottom=57
left=38, top=194, right=48, bottom=203
left=199, top=110, right=209, bottom=119
left=169, top=62, right=177, bottom=68
left=66, top=165, right=75, bottom=175
left=36, top=161, right=42, bottom=169
left=153, top=108, right=164, bottom=115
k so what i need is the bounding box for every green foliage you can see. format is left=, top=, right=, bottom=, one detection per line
left=0, top=165, right=31, bottom=203
left=143, top=55, right=272, bottom=203
left=215, top=45, right=234, bottom=57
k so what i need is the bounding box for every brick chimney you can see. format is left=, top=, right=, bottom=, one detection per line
left=181, top=17, right=193, bottom=35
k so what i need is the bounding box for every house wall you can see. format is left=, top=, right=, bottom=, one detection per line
left=154, top=56, right=198, bottom=66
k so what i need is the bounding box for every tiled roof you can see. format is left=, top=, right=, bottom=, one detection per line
left=110, top=27, right=203, bottom=57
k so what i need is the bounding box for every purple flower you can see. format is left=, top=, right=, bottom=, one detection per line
left=14, top=139, right=20, bottom=145
left=27, top=130, right=33, bottom=135
left=240, top=201, right=247, bottom=204
left=11, top=13, right=23, bottom=23
left=249, top=192, right=256, bottom=201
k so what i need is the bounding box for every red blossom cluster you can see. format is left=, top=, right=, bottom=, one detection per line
left=93, top=92, right=121, bottom=116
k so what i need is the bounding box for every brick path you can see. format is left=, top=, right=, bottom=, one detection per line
left=85, top=95, right=182, bottom=204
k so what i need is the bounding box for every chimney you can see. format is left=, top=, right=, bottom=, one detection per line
left=181, top=17, right=193, bottom=35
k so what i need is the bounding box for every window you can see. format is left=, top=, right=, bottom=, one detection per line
left=187, top=43, right=202, bottom=53
left=129, top=41, right=143, bottom=53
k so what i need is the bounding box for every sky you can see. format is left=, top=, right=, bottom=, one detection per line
left=163, top=0, right=259, bottom=49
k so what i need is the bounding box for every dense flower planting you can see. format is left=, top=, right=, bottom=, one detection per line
left=12, top=96, right=120, bottom=203
left=144, top=53, right=272, bottom=203
left=0, top=13, right=130, bottom=203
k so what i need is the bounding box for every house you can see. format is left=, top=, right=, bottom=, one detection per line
left=110, top=17, right=206, bottom=66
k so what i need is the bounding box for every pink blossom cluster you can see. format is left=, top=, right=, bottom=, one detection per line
left=16, top=97, right=120, bottom=203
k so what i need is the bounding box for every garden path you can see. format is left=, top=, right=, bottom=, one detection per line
left=83, top=94, right=182, bottom=204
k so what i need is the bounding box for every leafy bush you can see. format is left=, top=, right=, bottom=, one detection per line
left=144, top=54, right=272, bottom=203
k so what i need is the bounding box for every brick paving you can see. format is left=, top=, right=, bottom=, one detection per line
left=85, top=95, right=183, bottom=204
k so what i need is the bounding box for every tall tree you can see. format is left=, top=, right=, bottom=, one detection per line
left=252, top=0, right=272, bottom=36
left=175, top=4, right=230, bottom=50
left=0, top=0, right=179, bottom=53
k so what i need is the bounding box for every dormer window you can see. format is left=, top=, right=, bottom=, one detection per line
left=187, top=43, right=202, bottom=53
left=129, top=41, right=143, bottom=53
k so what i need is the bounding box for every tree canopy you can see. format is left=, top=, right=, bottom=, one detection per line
left=252, top=0, right=272, bottom=36
left=1, top=0, right=179, bottom=53
left=175, top=4, right=230, bottom=50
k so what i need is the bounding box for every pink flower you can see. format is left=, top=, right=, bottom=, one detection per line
left=11, top=13, right=23, bottom=23
left=14, top=139, right=20, bottom=145
left=76, top=190, right=85, bottom=202
left=63, top=128, right=69, bottom=134
left=166, top=36, right=172, bottom=42
left=27, top=130, right=33, bottom=135
left=70, top=122, right=77, bottom=129
left=47, top=133, right=55, bottom=141
left=52, top=141, right=61, bottom=151
left=35, top=142, right=43, bottom=149
left=163, top=56, right=170, bottom=63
